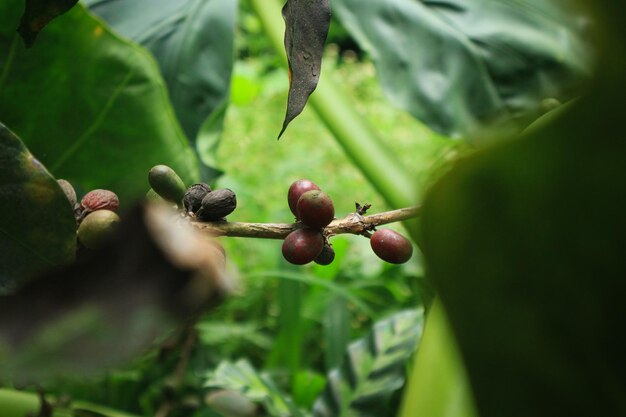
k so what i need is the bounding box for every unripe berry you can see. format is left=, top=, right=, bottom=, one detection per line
left=314, top=244, right=335, bottom=265
left=288, top=179, right=320, bottom=217
left=370, top=229, right=413, bottom=264
left=282, top=228, right=324, bottom=265
left=148, top=165, right=186, bottom=204
left=77, top=209, right=120, bottom=249
left=296, top=190, right=334, bottom=229
left=184, top=183, right=212, bottom=213
left=81, top=189, right=119, bottom=213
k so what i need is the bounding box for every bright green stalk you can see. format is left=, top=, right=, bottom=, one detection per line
left=0, top=388, right=139, bottom=417
left=248, top=0, right=416, bottom=209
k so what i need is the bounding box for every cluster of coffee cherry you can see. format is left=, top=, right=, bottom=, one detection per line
left=55, top=179, right=121, bottom=250
left=57, top=166, right=413, bottom=267
left=148, top=165, right=237, bottom=222
left=282, top=179, right=413, bottom=266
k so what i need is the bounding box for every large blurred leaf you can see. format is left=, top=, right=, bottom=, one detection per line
left=313, top=309, right=424, bottom=417
left=0, top=2, right=199, bottom=202
left=332, top=0, right=592, bottom=139
left=0, top=122, right=75, bottom=293
left=84, top=0, right=236, bottom=176
left=420, top=4, right=626, bottom=412
left=17, top=0, right=79, bottom=47
left=0, top=205, right=231, bottom=382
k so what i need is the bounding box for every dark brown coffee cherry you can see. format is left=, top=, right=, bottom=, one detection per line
left=282, top=228, right=324, bottom=265
left=184, top=183, right=212, bottom=213
left=148, top=165, right=186, bottom=204
left=314, top=244, right=335, bottom=265
left=288, top=179, right=320, bottom=217
left=370, top=229, right=413, bottom=264
left=81, top=189, right=119, bottom=213
left=296, top=190, right=334, bottom=229
left=77, top=209, right=120, bottom=249
left=196, top=188, right=237, bottom=221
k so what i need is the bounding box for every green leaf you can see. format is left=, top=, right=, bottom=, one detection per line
left=0, top=122, right=75, bottom=293
left=204, top=359, right=303, bottom=417
left=17, top=0, right=79, bottom=47
left=312, top=309, right=424, bottom=417
left=0, top=2, right=200, bottom=202
left=419, top=4, right=626, bottom=412
left=332, top=0, right=592, bottom=139
left=83, top=0, right=236, bottom=175
left=278, top=0, right=331, bottom=139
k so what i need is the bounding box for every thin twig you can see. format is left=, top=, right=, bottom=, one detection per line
left=191, top=205, right=420, bottom=239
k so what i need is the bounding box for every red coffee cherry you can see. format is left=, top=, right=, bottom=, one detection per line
left=370, top=229, right=413, bottom=264
left=282, top=228, right=324, bottom=265
left=287, top=179, right=320, bottom=217
left=81, top=189, right=119, bottom=213
left=314, top=244, right=335, bottom=265
left=296, top=190, right=334, bottom=229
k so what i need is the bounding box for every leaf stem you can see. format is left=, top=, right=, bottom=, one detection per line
left=191, top=205, right=420, bottom=239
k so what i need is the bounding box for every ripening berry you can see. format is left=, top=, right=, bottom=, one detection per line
left=370, top=229, right=413, bottom=264
left=148, top=165, right=187, bottom=204
left=296, top=190, right=334, bottom=229
left=77, top=209, right=120, bottom=249
left=314, top=244, right=335, bottom=265
left=81, top=189, right=119, bottom=213
left=287, top=179, right=320, bottom=217
left=282, top=228, right=324, bottom=265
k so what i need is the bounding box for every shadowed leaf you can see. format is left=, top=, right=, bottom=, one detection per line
left=313, top=309, right=424, bottom=417
left=278, top=0, right=331, bottom=139
left=17, top=0, right=79, bottom=47
left=0, top=122, right=76, bottom=293
left=0, top=204, right=232, bottom=382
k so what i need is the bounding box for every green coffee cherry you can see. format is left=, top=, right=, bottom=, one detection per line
left=77, top=209, right=120, bottom=249
left=148, top=165, right=186, bottom=204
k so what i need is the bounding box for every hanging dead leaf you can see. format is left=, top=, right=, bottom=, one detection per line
left=278, top=0, right=331, bottom=139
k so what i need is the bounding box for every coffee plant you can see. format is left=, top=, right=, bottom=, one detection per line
left=1, top=1, right=624, bottom=417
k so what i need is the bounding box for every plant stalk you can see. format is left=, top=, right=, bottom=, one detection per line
left=192, top=205, right=420, bottom=239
